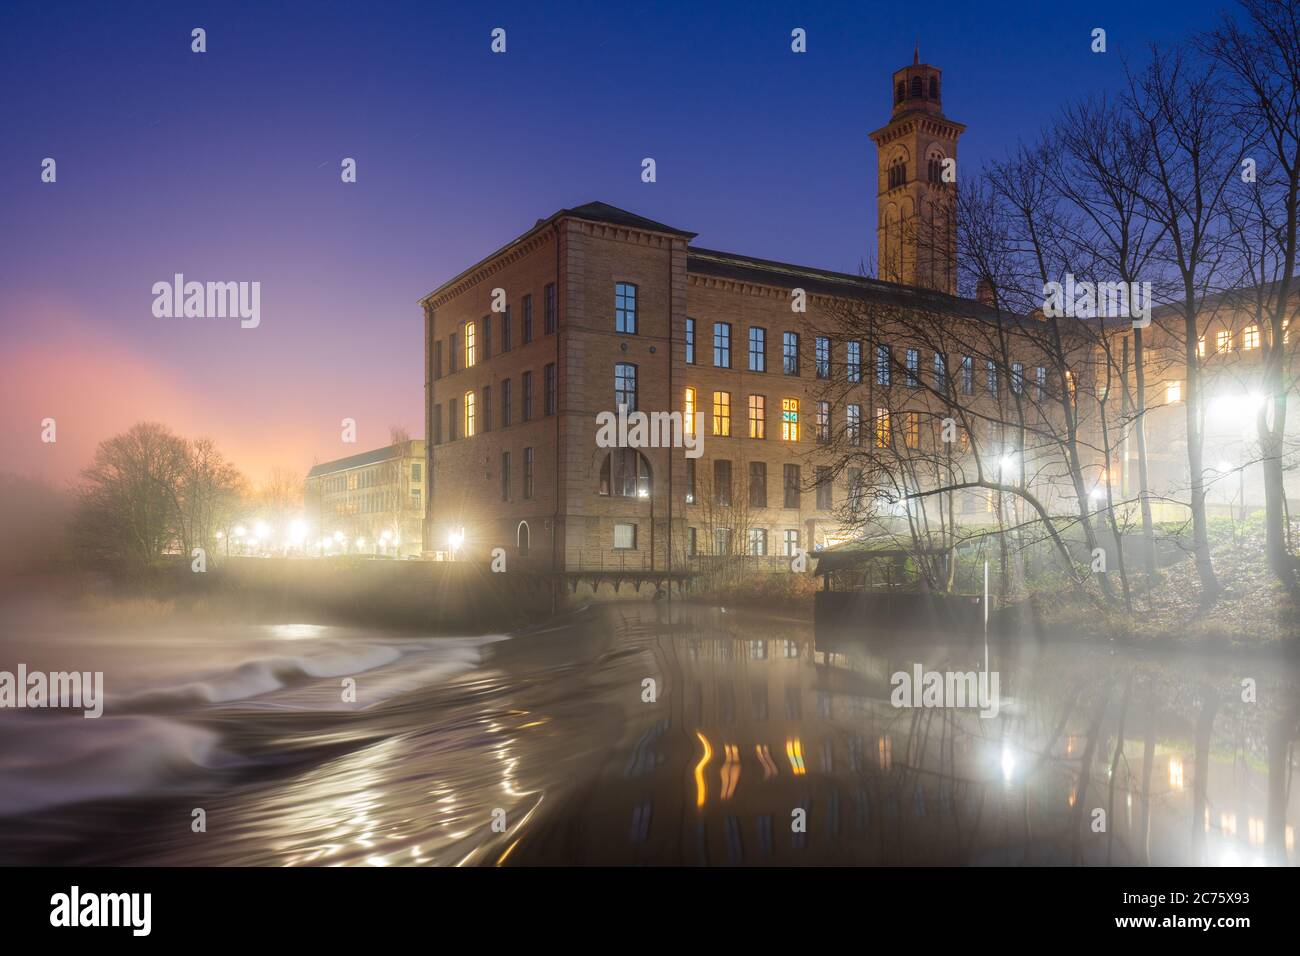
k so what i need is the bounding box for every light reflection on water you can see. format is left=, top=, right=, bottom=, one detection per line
left=0, top=603, right=1296, bottom=867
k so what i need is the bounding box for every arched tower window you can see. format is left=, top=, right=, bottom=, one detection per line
left=888, top=157, right=907, bottom=190
left=895, top=81, right=906, bottom=104
left=911, top=76, right=923, bottom=99
left=599, top=449, right=652, bottom=498
left=929, top=76, right=939, bottom=99
left=516, top=521, right=530, bottom=554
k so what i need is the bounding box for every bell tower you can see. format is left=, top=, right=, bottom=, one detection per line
left=869, top=48, right=965, bottom=294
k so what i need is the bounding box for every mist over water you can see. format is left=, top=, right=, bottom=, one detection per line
left=0, top=595, right=1295, bottom=866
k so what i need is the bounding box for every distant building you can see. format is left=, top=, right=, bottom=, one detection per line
left=306, top=440, right=426, bottom=557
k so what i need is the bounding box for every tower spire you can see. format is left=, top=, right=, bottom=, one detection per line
left=913, top=42, right=919, bottom=65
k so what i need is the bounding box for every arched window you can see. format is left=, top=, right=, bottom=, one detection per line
left=929, top=76, right=939, bottom=99
left=895, top=81, right=906, bottom=104
left=911, top=76, right=923, bottom=99
left=888, top=158, right=906, bottom=190
left=599, top=449, right=652, bottom=498
left=463, top=390, right=476, bottom=437
left=516, top=521, right=530, bottom=554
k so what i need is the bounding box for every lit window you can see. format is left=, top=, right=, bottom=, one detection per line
left=904, top=411, right=920, bottom=448
left=781, top=398, right=800, bottom=441
left=1166, top=380, right=1182, bottom=404
left=713, top=391, right=731, bottom=436
left=748, top=395, right=765, bottom=439
left=684, top=387, right=697, bottom=436
left=1216, top=329, right=1232, bottom=353
left=1197, top=336, right=1206, bottom=358
left=1243, top=325, right=1260, bottom=350
left=874, top=407, right=891, bottom=448
left=464, top=322, right=476, bottom=367
left=600, top=450, right=652, bottom=498
left=614, top=523, right=637, bottom=549
left=463, top=390, right=476, bottom=437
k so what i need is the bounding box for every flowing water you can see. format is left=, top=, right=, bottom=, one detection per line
left=0, top=597, right=1296, bottom=866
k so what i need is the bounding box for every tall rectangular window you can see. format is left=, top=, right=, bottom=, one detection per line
left=749, top=462, right=767, bottom=508
left=544, top=363, right=557, bottom=415
left=685, top=318, right=696, bottom=364
left=523, top=447, right=534, bottom=499
left=615, top=282, right=638, bottom=334
left=874, top=407, right=891, bottom=448
left=449, top=332, right=459, bottom=373
left=615, top=363, right=637, bottom=411
left=1011, top=362, right=1024, bottom=395
left=905, top=348, right=919, bottom=386
left=434, top=341, right=443, bottom=380
left=522, top=294, right=533, bottom=344
left=502, top=306, right=512, bottom=352
left=522, top=371, right=533, bottom=421
left=684, top=387, right=697, bottom=436
left=816, top=467, right=832, bottom=510
left=783, top=332, right=800, bottom=375
left=686, top=457, right=696, bottom=504
left=783, top=528, right=800, bottom=556
left=1034, top=366, right=1046, bottom=400
left=747, top=527, right=768, bottom=556
left=714, top=322, right=731, bottom=368
left=960, top=355, right=973, bottom=395
left=482, top=315, right=492, bottom=359
left=712, top=390, right=731, bottom=436
left=816, top=336, right=830, bottom=379
left=713, top=460, right=732, bottom=507
left=934, top=352, right=947, bottom=390
left=500, top=451, right=510, bottom=501
left=816, top=400, right=831, bottom=443
left=482, top=385, right=493, bottom=432
left=464, top=390, right=476, bottom=437
left=847, top=404, right=861, bottom=445
left=433, top=404, right=443, bottom=444
left=502, top=378, right=512, bottom=427
left=846, top=340, right=861, bottom=383
left=904, top=411, right=920, bottom=448
left=781, top=398, right=800, bottom=441
left=876, top=344, right=891, bottom=386
left=749, top=327, right=766, bottom=372
left=544, top=283, right=556, bottom=334
left=847, top=467, right=863, bottom=510
left=748, top=394, right=765, bottom=439
left=783, top=464, right=801, bottom=509
left=449, top=397, right=459, bottom=441
left=986, top=360, right=998, bottom=396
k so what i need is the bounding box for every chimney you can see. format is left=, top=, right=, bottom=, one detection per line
left=976, top=279, right=996, bottom=307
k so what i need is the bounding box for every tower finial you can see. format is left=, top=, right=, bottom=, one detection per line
left=913, top=41, right=919, bottom=65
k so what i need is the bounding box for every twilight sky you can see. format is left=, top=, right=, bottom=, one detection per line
left=0, top=0, right=1226, bottom=486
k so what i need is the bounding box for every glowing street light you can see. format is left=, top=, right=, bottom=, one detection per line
left=289, top=519, right=308, bottom=547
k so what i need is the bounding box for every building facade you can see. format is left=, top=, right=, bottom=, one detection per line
left=307, top=440, right=426, bottom=558
left=420, top=56, right=1098, bottom=574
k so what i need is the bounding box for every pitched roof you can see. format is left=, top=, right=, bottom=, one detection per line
left=562, top=201, right=697, bottom=238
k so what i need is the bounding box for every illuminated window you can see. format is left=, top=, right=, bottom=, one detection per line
left=600, top=449, right=652, bottom=498
left=464, top=321, right=476, bottom=367
left=712, top=391, right=731, bottom=436
left=781, top=398, right=800, bottom=441
left=684, top=387, right=697, bottom=436
left=874, top=407, right=891, bottom=448
left=1166, top=380, right=1182, bottom=404
left=1197, top=336, right=1206, bottom=358
left=748, top=395, right=765, bottom=439
left=1285, top=320, right=1291, bottom=346
left=1216, top=329, right=1232, bottom=353
left=1243, top=325, right=1260, bottom=350
left=463, top=390, right=476, bottom=437
left=904, top=411, right=920, bottom=448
